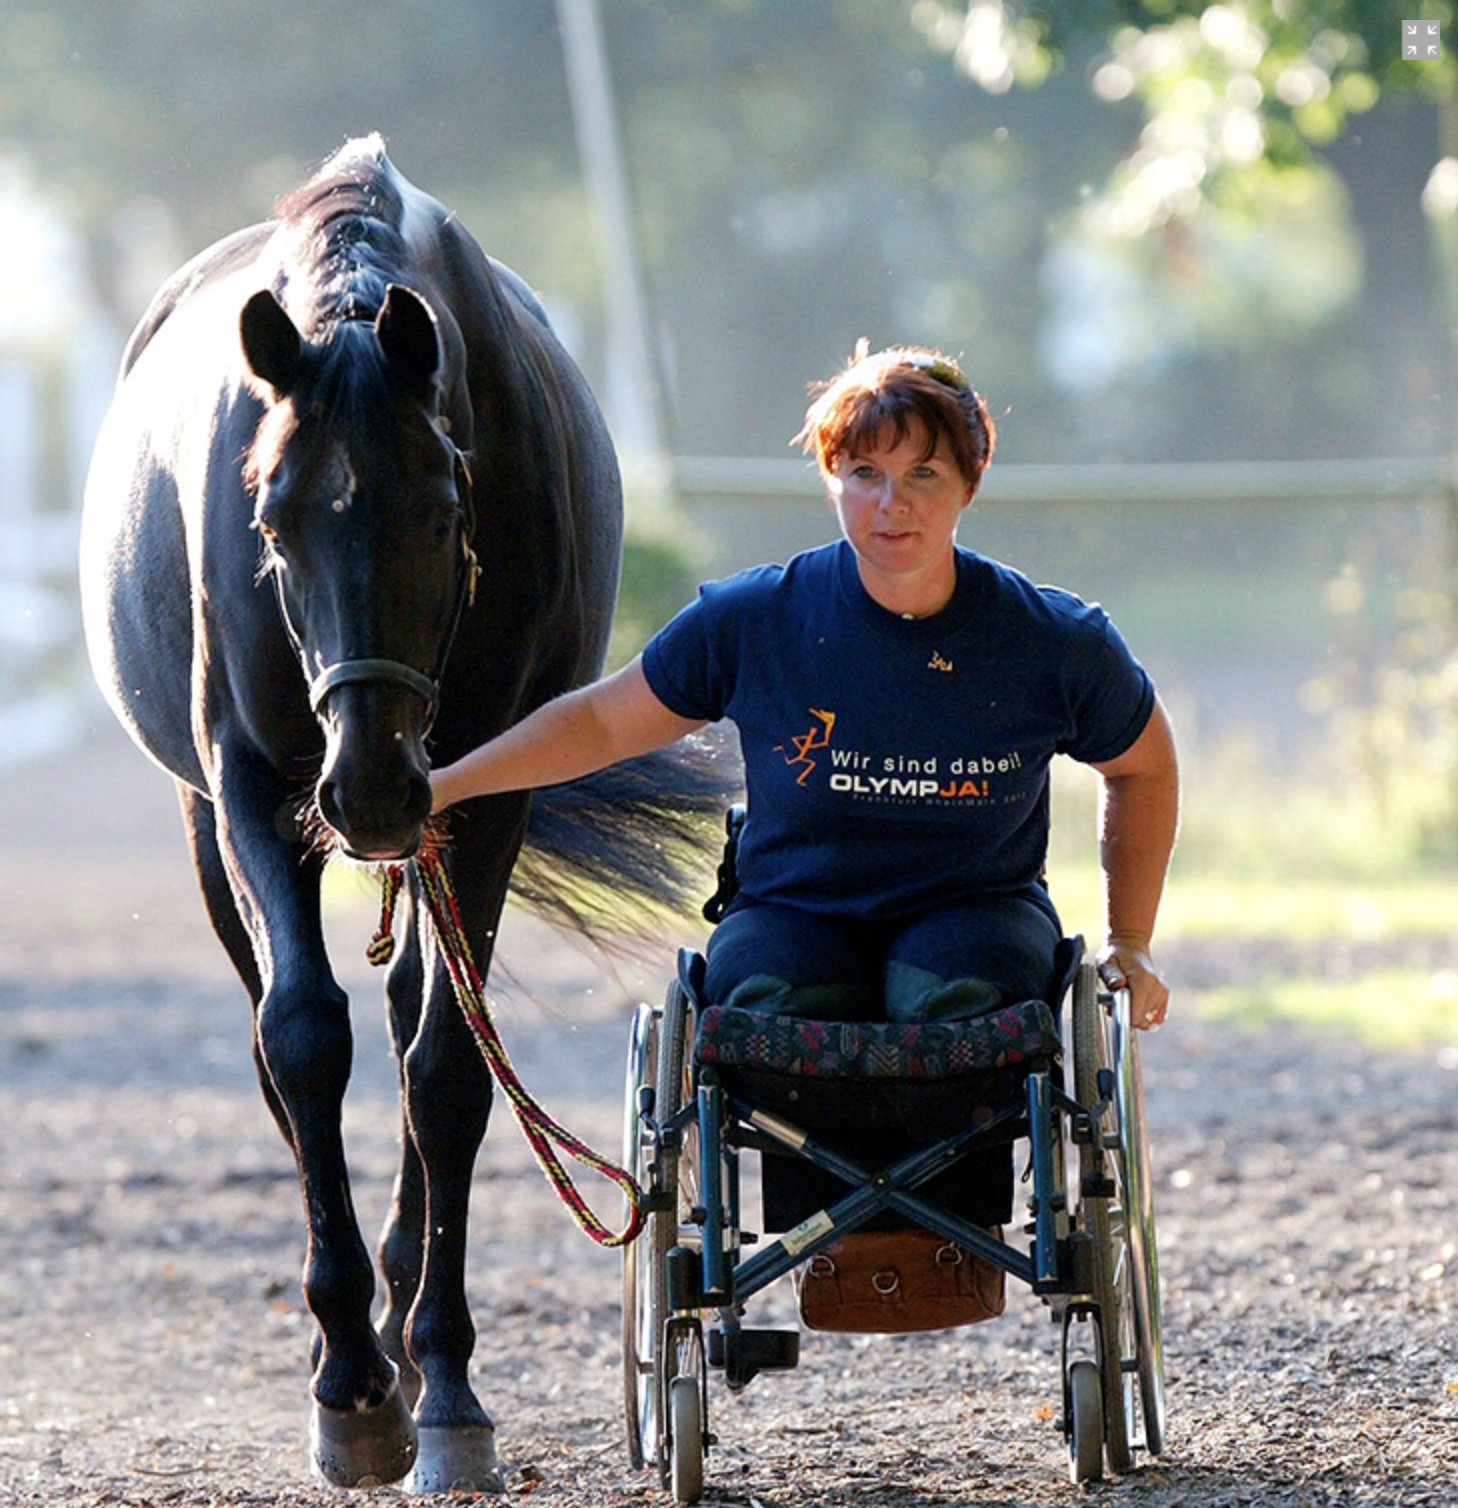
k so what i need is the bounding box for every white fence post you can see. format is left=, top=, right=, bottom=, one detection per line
left=0, top=303, right=123, bottom=768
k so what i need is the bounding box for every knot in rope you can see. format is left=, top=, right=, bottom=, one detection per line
left=370, top=854, right=644, bottom=1249
left=368, top=866, right=404, bottom=965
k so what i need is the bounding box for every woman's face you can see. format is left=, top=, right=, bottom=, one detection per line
left=827, top=421, right=975, bottom=613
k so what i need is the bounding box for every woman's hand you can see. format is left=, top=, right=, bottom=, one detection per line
left=1096, top=940, right=1169, bottom=1031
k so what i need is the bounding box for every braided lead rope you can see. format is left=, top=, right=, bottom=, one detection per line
left=370, top=856, right=645, bottom=1249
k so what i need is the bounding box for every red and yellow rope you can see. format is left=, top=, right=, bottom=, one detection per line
left=371, top=854, right=644, bottom=1248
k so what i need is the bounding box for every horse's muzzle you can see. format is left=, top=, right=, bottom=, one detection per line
left=315, top=698, right=434, bottom=861
left=316, top=767, right=433, bottom=861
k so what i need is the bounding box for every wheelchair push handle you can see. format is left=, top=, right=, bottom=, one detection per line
left=702, top=805, right=747, bottom=924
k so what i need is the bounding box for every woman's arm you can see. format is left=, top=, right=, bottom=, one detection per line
left=1089, top=698, right=1180, bottom=1030
left=430, top=656, right=707, bottom=812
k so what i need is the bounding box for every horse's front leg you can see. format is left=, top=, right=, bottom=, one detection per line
left=376, top=911, right=425, bottom=1407
left=393, top=804, right=528, bottom=1494
left=212, top=749, right=416, bottom=1488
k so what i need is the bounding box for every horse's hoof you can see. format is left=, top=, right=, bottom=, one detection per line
left=405, top=1424, right=503, bottom=1494
left=310, top=1381, right=418, bottom=1488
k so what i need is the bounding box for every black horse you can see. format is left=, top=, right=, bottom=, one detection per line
left=80, top=136, right=716, bottom=1492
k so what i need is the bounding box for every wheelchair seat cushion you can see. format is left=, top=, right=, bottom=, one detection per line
left=694, top=998, right=1058, bottom=1080
left=693, top=998, right=1059, bottom=1141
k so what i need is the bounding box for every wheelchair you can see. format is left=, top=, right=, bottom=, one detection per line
left=620, top=810, right=1165, bottom=1502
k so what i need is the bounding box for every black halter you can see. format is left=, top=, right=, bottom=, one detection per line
left=271, top=443, right=479, bottom=733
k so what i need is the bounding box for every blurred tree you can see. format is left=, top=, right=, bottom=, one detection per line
left=914, top=0, right=1456, bottom=455
left=920, top=0, right=1458, bottom=830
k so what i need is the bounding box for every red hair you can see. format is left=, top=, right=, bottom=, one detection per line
left=794, top=342, right=996, bottom=494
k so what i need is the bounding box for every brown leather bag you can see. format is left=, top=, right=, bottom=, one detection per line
left=795, top=1227, right=1006, bottom=1334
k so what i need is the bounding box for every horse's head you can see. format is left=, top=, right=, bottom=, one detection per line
left=241, top=284, right=477, bottom=862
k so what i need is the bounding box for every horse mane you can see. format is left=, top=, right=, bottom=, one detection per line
left=244, top=140, right=420, bottom=490
left=272, top=136, right=413, bottom=333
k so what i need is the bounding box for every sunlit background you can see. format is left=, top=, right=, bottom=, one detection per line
left=3, top=0, right=1457, bottom=1038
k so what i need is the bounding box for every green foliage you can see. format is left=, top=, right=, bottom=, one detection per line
left=606, top=497, right=711, bottom=669
left=1022, top=0, right=1454, bottom=112
left=1303, top=575, right=1458, bottom=863
left=1171, top=733, right=1452, bottom=881
left=916, top=1, right=1454, bottom=460
left=1045, top=692, right=1458, bottom=948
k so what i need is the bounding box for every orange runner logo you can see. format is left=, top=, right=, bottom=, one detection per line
left=776, top=708, right=836, bottom=786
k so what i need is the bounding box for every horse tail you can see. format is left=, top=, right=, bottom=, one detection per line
left=512, top=736, right=738, bottom=942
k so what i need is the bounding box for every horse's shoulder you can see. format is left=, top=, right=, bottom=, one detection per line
left=120, top=222, right=274, bottom=378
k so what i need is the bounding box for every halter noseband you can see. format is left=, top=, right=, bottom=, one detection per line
left=308, top=657, right=441, bottom=717
left=271, top=443, right=479, bottom=732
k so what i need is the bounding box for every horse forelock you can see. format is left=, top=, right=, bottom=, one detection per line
left=243, top=322, right=395, bottom=494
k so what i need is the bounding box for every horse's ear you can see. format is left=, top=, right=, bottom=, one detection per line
left=376, top=284, right=441, bottom=397
left=240, top=291, right=302, bottom=396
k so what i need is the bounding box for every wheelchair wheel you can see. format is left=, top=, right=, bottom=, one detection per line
left=655, top=976, right=700, bottom=1264
left=621, top=979, right=702, bottom=1486
left=1110, top=988, right=1167, bottom=1456
left=1072, top=962, right=1167, bottom=1471
left=621, top=1001, right=660, bottom=1470
left=657, top=978, right=704, bottom=1487
left=1072, top=962, right=1135, bottom=1474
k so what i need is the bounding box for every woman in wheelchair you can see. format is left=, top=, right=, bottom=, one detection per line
left=430, top=340, right=1178, bottom=1048
left=433, top=342, right=1179, bottom=1491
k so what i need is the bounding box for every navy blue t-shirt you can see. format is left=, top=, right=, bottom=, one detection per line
left=642, top=540, right=1154, bottom=922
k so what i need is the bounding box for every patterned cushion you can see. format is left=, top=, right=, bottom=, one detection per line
left=694, top=999, right=1059, bottom=1081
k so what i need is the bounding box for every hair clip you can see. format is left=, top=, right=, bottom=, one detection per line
left=908, top=354, right=972, bottom=393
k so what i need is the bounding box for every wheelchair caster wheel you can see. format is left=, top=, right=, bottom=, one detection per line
left=1066, top=1358, right=1104, bottom=1484
left=668, top=1374, right=705, bottom=1503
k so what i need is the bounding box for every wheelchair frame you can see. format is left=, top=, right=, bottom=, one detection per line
left=620, top=874, right=1165, bottom=1502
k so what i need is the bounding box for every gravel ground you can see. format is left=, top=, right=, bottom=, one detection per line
left=3, top=717, right=1457, bottom=1507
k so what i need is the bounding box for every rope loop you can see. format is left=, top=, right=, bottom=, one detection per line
left=368, top=866, right=405, bottom=966
left=369, top=853, right=644, bottom=1249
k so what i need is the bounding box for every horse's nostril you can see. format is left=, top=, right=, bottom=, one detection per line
left=403, top=770, right=432, bottom=822
left=317, top=779, right=344, bottom=832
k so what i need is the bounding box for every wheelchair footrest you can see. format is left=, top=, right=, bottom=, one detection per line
left=708, top=1326, right=801, bottom=1389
